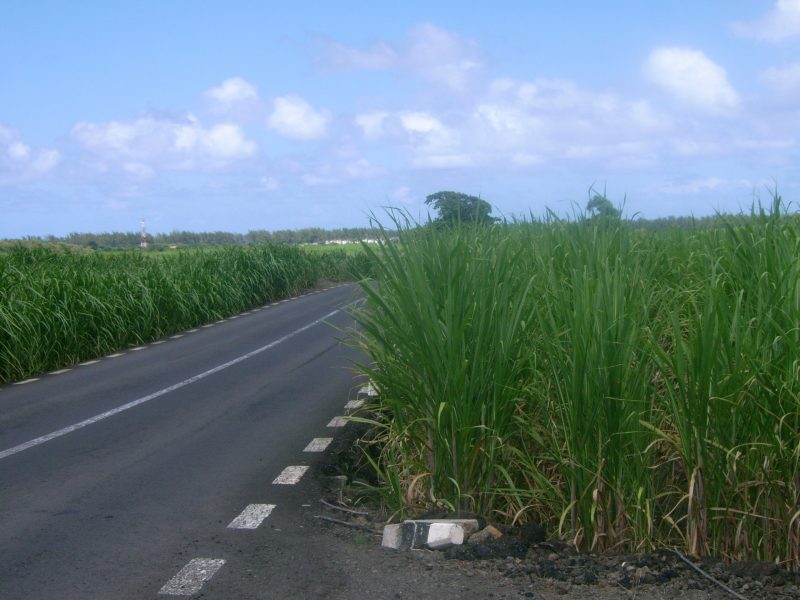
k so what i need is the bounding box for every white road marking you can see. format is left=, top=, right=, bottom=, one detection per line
left=169, top=334, right=184, bottom=339
left=187, top=329, right=199, bottom=333
left=273, top=465, right=309, bottom=485
left=269, top=302, right=279, bottom=306
left=0, top=307, right=342, bottom=462
left=344, top=399, right=365, bottom=413
left=130, top=346, right=146, bottom=352
left=50, top=368, right=72, bottom=375
left=228, top=315, right=239, bottom=320
left=215, top=319, right=226, bottom=324
left=201, top=324, right=215, bottom=328
left=159, top=558, right=225, bottom=596
left=13, top=378, right=39, bottom=386
left=79, top=360, right=100, bottom=366
left=227, top=503, right=275, bottom=529
left=304, top=437, right=333, bottom=452
left=327, top=416, right=349, bottom=428
left=108, top=352, right=125, bottom=358
left=151, top=341, right=166, bottom=345
left=251, top=308, right=262, bottom=312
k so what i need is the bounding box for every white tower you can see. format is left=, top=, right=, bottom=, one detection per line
left=140, top=218, right=148, bottom=249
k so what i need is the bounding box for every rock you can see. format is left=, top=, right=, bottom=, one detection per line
left=468, top=525, right=504, bottom=545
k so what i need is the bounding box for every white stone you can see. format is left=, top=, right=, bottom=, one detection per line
left=426, top=523, right=465, bottom=549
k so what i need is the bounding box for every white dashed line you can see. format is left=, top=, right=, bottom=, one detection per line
left=273, top=465, right=309, bottom=485
left=130, top=346, right=146, bottom=352
left=215, top=319, right=226, bottom=324
left=159, top=558, right=225, bottom=596
left=79, top=360, right=100, bottom=366
left=187, top=329, right=199, bottom=333
left=327, top=416, right=349, bottom=428
left=304, top=438, right=333, bottom=452
left=344, top=399, right=365, bottom=413
left=50, top=368, right=72, bottom=375
left=13, top=378, right=39, bottom=386
left=108, top=353, right=125, bottom=358
left=227, top=503, right=276, bottom=529
left=228, top=315, right=239, bottom=320
left=169, top=334, right=184, bottom=339
left=151, top=340, right=166, bottom=345
left=201, top=324, right=214, bottom=328
left=0, top=307, right=343, bottom=462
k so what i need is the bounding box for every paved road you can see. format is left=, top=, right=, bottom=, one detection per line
left=0, top=284, right=365, bottom=599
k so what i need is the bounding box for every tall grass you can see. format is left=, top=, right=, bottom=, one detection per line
left=353, top=202, right=800, bottom=567
left=0, top=244, right=363, bottom=383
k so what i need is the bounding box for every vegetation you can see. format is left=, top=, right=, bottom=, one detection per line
left=0, top=244, right=368, bottom=383
left=9, top=227, right=384, bottom=250
left=352, top=199, right=800, bottom=568
left=425, top=190, right=497, bottom=225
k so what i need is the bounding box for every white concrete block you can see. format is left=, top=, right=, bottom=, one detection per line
left=426, top=522, right=465, bottom=549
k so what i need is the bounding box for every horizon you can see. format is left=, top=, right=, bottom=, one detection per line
left=2, top=1, right=799, bottom=237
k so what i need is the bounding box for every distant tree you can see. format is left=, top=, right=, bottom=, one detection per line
left=425, top=191, right=497, bottom=225
left=586, top=193, right=622, bottom=220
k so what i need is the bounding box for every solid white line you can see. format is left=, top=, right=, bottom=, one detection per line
left=107, top=353, right=125, bottom=358
left=0, top=307, right=342, bottom=462
left=327, top=416, right=349, bottom=428
left=344, top=399, right=365, bottom=413
left=13, top=378, right=39, bottom=386
left=169, top=334, right=184, bottom=339
left=79, top=360, right=100, bottom=366
left=304, top=437, right=333, bottom=452
left=273, top=465, right=309, bottom=484
left=159, top=558, right=225, bottom=596
left=50, top=368, right=72, bottom=375
left=227, top=503, right=275, bottom=529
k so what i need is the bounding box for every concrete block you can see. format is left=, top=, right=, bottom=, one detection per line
left=426, top=522, right=465, bottom=549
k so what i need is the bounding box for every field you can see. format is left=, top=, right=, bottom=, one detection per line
left=352, top=200, right=800, bottom=567
left=0, top=244, right=369, bottom=383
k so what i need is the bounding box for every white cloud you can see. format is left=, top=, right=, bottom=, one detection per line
left=320, top=23, right=484, bottom=92
left=204, top=77, right=259, bottom=105
left=267, top=95, right=330, bottom=140
left=0, top=125, right=61, bottom=183
left=322, top=41, right=398, bottom=70
left=656, top=177, right=753, bottom=194
left=71, top=114, right=256, bottom=170
left=761, top=63, right=800, bottom=97
left=644, top=47, right=740, bottom=115
left=732, top=0, right=800, bottom=42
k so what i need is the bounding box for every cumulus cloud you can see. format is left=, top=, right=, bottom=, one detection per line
left=71, top=113, right=257, bottom=170
left=204, top=77, right=259, bottom=105
left=644, top=47, right=740, bottom=115
left=320, top=23, right=484, bottom=92
left=267, top=95, right=330, bottom=140
left=0, top=125, right=61, bottom=183
left=732, top=0, right=800, bottom=42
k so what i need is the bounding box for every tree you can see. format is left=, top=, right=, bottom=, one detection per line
left=425, top=191, right=497, bottom=225
left=586, top=193, right=622, bottom=220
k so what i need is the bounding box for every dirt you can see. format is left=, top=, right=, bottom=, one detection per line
left=309, top=419, right=800, bottom=600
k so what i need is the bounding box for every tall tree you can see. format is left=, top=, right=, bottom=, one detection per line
left=425, top=191, right=497, bottom=225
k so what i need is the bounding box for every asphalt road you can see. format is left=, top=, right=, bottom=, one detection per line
left=0, top=283, right=366, bottom=599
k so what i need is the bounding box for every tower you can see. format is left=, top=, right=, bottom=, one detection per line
left=140, top=218, right=148, bottom=249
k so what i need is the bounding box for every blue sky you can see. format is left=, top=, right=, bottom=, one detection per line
left=2, top=0, right=799, bottom=236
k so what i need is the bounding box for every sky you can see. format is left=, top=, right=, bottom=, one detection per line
left=1, top=0, right=800, bottom=237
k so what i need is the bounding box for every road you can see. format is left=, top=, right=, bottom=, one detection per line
left=0, top=283, right=366, bottom=599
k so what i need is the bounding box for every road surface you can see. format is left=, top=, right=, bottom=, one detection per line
left=0, top=283, right=365, bottom=599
